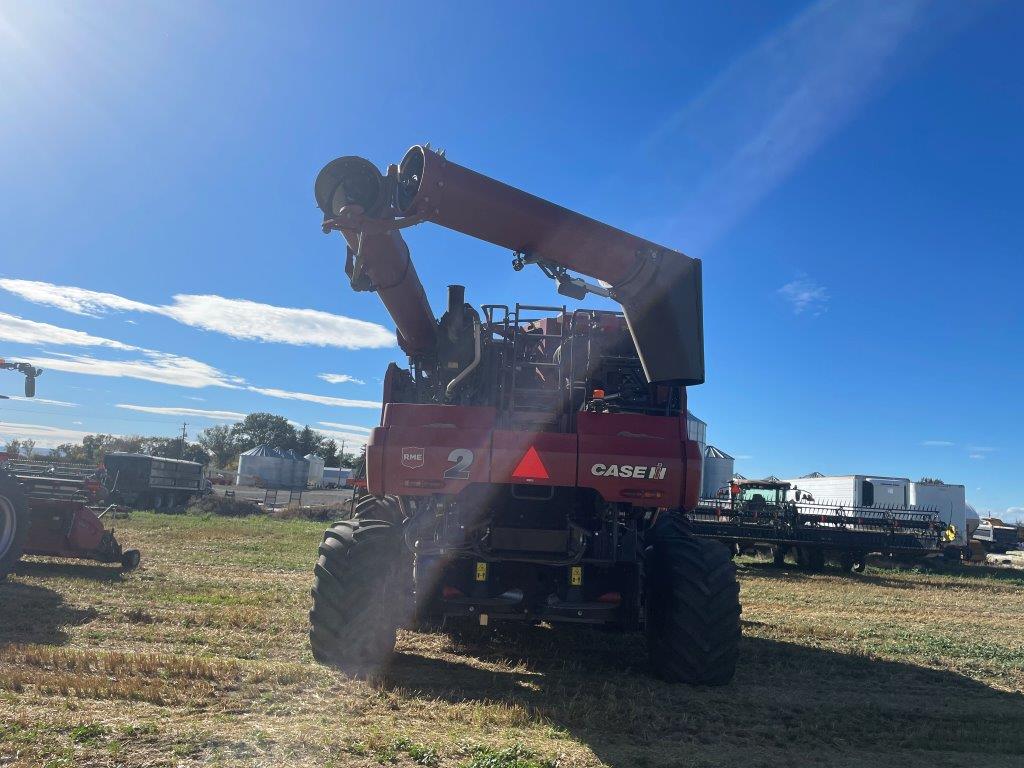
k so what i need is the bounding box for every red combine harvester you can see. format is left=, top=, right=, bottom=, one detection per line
left=308, top=146, right=739, bottom=684
left=0, top=359, right=140, bottom=579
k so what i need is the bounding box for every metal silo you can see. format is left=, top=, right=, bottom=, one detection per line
left=281, top=449, right=310, bottom=490
left=702, top=445, right=735, bottom=499
left=236, top=445, right=285, bottom=487
left=686, top=411, right=707, bottom=497
left=304, top=453, right=325, bottom=487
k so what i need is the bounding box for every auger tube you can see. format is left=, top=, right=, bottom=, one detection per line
left=395, top=145, right=704, bottom=385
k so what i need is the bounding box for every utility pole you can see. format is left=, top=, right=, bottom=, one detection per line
left=339, top=439, right=347, bottom=466
left=179, top=422, right=188, bottom=459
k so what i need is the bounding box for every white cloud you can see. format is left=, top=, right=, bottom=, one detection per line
left=163, top=295, right=394, bottom=349
left=0, top=311, right=137, bottom=350
left=7, top=396, right=77, bottom=407
left=968, top=454, right=985, bottom=460
left=184, top=396, right=206, bottom=402
left=318, top=421, right=373, bottom=434
left=778, top=277, right=828, bottom=315
left=316, top=427, right=371, bottom=448
left=652, top=0, right=929, bottom=250
left=967, top=445, right=996, bottom=452
left=0, top=280, right=151, bottom=316
left=318, top=373, right=366, bottom=385
left=0, top=312, right=242, bottom=390
left=921, top=440, right=955, bottom=447
left=0, top=279, right=394, bottom=349
left=116, top=404, right=246, bottom=421
left=1005, top=507, right=1024, bottom=524
left=247, top=386, right=381, bottom=410
left=0, top=420, right=104, bottom=448
left=0, top=310, right=384, bottom=404
left=25, top=352, right=244, bottom=390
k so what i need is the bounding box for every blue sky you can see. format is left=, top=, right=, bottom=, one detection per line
left=1, top=1, right=1021, bottom=518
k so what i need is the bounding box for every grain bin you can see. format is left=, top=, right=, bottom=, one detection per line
left=280, top=449, right=310, bottom=490
left=305, top=453, right=325, bottom=487
left=236, top=445, right=285, bottom=487
left=702, top=446, right=735, bottom=498
left=686, top=411, right=707, bottom=496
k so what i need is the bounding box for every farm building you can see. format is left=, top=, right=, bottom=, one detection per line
left=236, top=445, right=309, bottom=490
left=702, top=445, right=735, bottom=498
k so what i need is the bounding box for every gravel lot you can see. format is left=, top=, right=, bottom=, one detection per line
left=211, top=485, right=355, bottom=507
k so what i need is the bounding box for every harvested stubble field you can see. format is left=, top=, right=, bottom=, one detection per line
left=1, top=513, right=1023, bottom=768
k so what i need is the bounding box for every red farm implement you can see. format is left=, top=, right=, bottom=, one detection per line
left=1, top=360, right=140, bottom=578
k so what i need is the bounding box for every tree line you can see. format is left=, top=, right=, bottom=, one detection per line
left=195, top=413, right=354, bottom=468
left=4, top=412, right=356, bottom=469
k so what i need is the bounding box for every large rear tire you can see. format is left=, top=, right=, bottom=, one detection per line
left=309, top=517, right=405, bottom=676
left=0, top=474, right=28, bottom=581
left=646, top=515, right=741, bottom=685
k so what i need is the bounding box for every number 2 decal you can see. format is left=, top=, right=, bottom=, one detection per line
left=443, top=448, right=474, bottom=480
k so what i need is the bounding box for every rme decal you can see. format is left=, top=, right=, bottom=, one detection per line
left=590, top=463, right=667, bottom=480
left=401, top=447, right=425, bottom=469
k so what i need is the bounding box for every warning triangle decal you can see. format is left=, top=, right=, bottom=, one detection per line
left=512, top=446, right=549, bottom=480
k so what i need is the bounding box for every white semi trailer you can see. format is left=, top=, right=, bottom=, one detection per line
left=785, top=475, right=909, bottom=507
left=785, top=474, right=968, bottom=552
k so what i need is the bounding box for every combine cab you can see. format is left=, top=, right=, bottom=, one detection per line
left=306, top=147, right=739, bottom=684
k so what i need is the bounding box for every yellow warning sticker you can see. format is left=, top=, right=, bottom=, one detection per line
left=570, top=566, right=583, bottom=586
left=475, top=562, right=488, bottom=581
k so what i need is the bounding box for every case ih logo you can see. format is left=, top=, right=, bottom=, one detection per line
left=401, top=447, right=425, bottom=469
left=591, top=462, right=667, bottom=480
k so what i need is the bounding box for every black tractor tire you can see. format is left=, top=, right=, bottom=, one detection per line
left=349, top=494, right=404, bottom=524
left=309, top=518, right=406, bottom=676
left=121, top=549, right=142, bottom=571
left=645, top=516, right=741, bottom=685
left=0, top=474, right=29, bottom=581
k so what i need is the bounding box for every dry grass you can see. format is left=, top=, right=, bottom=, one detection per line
left=186, top=495, right=261, bottom=517
left=1, top=512, right=1022, bottom=767
left=270, top=501, right=352, bottom=522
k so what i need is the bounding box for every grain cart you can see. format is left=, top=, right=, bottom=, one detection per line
left=0, top=359, right=139, bottom=578
left=308, top=146, right=739, bottom=684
